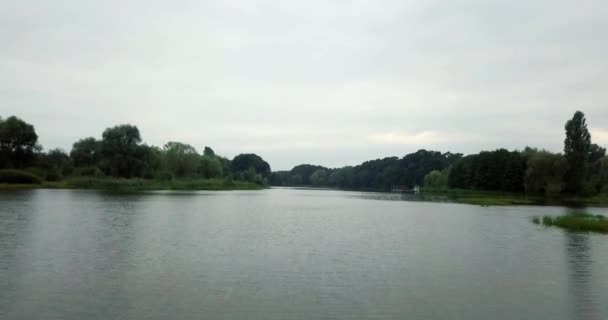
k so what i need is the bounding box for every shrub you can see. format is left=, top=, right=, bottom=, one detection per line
left=24, top=167, right=47, bottom=178
left=0, top=169, right=43, bottom=184
left=72, top=166, right=104, bottom=177
left=154, top=170, right=173, bottom=181
left=45, top=170, right=62, bottom=181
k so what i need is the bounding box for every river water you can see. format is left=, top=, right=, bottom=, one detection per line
left=1, top=188, right=607, bottom=319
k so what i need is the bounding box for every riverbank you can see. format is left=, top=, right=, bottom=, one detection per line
left=0, top=177, right=264, bottom=192
left=421, top=188, right=608, bottom=207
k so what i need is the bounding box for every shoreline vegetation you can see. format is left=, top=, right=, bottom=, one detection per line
left=0, top=176, right=263, bottom=192
left=532, top=213, right=608, bottom=233
left=0, top=111, right=607, bottom=201
left=419, top=188, right=608, bottom=207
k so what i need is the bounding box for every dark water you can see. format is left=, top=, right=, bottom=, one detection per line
left=1, top=188, right=607, bottom=320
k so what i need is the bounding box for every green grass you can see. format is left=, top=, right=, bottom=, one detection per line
left=532, top=213, right=608, bottom=234
left=421, top=188, right=538, bottom=206
left=0, top=169, right=43, bottom=184
left=1, top=177, right=264, bottom=192
left=421, top=188, right=608, bottom=207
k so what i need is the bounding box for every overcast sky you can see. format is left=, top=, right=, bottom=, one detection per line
left=2, top=0, right=607, bottom=170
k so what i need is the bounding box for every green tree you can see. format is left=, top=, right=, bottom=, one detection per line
left=199, top=155, right=223, bottom=178
left=99, top=124, right=146, bottom=178
left=310, top=168, right=328, bottom=186
left=424, top=169, right=449, bottom=189
left=203, top=146, right=215, bottom=157
left=0, top=116, right=38, bottom=168
left=70, top=137, right=100, bottom=167
left=162, top=142, right=200, bottom=178
left=588, top=143, right=606, bottom=163
left=564, top=111, right=591, bottom=193
left=524, top=151, right=569, bottom=196
left=231, top=154, right=271, bottom=181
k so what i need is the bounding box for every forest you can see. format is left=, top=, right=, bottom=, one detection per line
left=271, top=111, right=608, bottom=197
left=0, top=118, right=271, bottom=188
left=1, top=111, right=607, bottom=196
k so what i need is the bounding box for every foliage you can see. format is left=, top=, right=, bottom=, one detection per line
left=72, top=166, right=105, bottom=177
left=70, top=137, right=100, bottom=167
left=99, top=124, right=147, bottom=178
left=162, top=141, right=200, bottom=177
left=533, top=213, right=608, bottom=234
left=199, top=156, right=223, bottom=178
left=203, top=146, right=215, bottom=157
left=424, top=168, right=449, bottom=190
left=58, top=177, right=263, bottom=192
left=564, top=111, right=591, bottom=194
left=0, top=116, right=38, bottom=168
left=524, top=150, right=569, bottom=196
left=0, top=169, right=43, bottom=184
left=231, top=153, right=271, bottom=182
left=271, top=150, right=460, bottom=190
left=448, top=149, right=525, bottom=192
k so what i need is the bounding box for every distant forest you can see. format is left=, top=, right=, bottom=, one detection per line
left=271, top=111, right=607, bottom=197
left=1, top=111, right=607, bottom=196
left=0, top=118, right=271, bottom=185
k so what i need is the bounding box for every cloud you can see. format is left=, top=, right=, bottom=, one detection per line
left=367, top=131, right=473, bottom=146
left=1, top=0, right=608, bottom=169
left=591, top=128, right=608, bottom=145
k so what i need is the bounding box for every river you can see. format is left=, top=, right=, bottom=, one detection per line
left=1, top=188, right=607, bottom=319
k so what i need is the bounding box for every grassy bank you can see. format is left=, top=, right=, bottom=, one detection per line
left=0, top=177, right=264, bottom=192
left=421, top=188, right=608, bottom=207
left=532, top=213, right=608, bottom=234
left=420, top=188, right=541, bottom=206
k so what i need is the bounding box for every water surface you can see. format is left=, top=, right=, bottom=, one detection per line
left=1, top=188, right=607, bottom=319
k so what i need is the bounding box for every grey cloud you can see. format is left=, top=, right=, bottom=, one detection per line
left=1, top=0, right=607, bottom=170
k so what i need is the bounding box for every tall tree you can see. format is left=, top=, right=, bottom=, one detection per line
left=203, top=146, right=215, bottom=157
left=0, top=116, right=39, bottom=168
left=162, top=141, right=200, bottom=177
left=564, top=111, right=591, bottom=193
left=70, top=137, right=100, bottom=167
left=100, top=124, right=146, bottom=178
left=231, top=153, right=271, bottom=181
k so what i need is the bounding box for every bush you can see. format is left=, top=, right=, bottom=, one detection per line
left=154, top=170, right=173, bottom=181
left=72, top=166, right=104, bottom=177
left=45, top=170, right=62, bottom=181
left=0, top=169, right=43, bottom=184
left=24, top=167, right=47, bottom=178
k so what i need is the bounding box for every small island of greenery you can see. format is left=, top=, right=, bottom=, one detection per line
left=532, top=213, right=608, bottom=234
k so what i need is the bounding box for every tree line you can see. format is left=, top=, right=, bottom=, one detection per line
left=0, top=117, right=271, bottom=185
left=272, top=111, right=608, bottom=196
left=270, top=150, right=463, bottom=190
left=2, top=111, right=606, bottom=196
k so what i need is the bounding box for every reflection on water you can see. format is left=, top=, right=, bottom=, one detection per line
left=565, top=232, right=598, bottom=320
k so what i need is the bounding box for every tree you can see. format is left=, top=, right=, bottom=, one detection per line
left=199, top=156, right=223, bottom=178
left=588, top=143, right=606, bottom=163
left=564, top=111, right=591, bottom=193
left=203, top=146, right=215, bottom=157
left=99, top=124, right=146, bottom=178
left=310, top=168, right=328, bottom=186
left=424, top=169, right=449, bottom=189
left=162, top=141, right=200, bottom=177
left=70, top=137, right=100, bottom=167
left=35, top=148, right=73, bottom=180
left=524, top=150, right=569, bottom=196
left=0, top=116, right=38, bottom=168
left=231, top=153, right=271, bottom=182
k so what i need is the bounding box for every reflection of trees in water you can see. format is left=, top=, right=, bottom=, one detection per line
left=565, top=232, right=598, bottom=320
